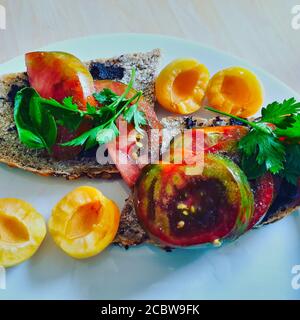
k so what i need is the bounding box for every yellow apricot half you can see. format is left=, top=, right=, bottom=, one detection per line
left=206, top=67, right=263, bottom=117
left=48, top=186, right=120, bottom=259
left=0, top=199, right=46, bottom=267
left=156, top=58, right=210, bottom=114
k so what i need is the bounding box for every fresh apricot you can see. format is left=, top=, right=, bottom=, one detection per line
left=156, top=58, right=210, bottom=114
left=0, top=199, right=46, bottom=267
left=206, top=67, right=263, bottom=117
left=48, top=186, right=120, bottom=259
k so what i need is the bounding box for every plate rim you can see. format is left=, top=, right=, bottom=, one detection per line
left=1, top=32, right=299, bottom=99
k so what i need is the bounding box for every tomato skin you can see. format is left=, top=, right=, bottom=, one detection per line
left=171, top=125, right=248, bottom=156
left=248, top=173, right=275, bottom=229
left=26, top=51, right=96, bottom=159
left=26, top=52, right=95, bottom=109
left=134, top=154, right=254, bottom=247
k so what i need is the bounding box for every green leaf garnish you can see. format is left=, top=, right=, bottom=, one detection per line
left=14, top=88, right=57, bottom=153
left=93, top=88, right=119, bottom=105
left=96, top=122, right=119, bottom=145
left=260, top=98, right=300, bottom=129
left=206, top=98, right=300, bottom=185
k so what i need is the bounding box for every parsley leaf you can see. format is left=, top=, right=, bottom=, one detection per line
left=275, top=114, right=300, bottom=139
left=93, top=88, right=119, bottom=105
left=238, top=129, right=285, bottom=174
left=206, top=98, right=300, bottom=185
left=260, top=98, right=300, bottom=129
left=96, top=122, right=119, bottom=145
left=280, top=144, right=300, bottom=185
left=123, top=103, right=147, bottom=133
left=62, top=96, right=79, bottom=111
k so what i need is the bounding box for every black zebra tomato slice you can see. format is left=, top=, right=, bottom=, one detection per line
left=134, top=153, right=254, bottom=247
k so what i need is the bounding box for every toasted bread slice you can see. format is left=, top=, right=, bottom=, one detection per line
left=115, top=116, right=300, bottom=247
left=0, top=49, right=161, bottom=179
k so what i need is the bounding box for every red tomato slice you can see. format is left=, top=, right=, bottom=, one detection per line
left=94, top=80, right=162, bottom=187
left=248, top=173, right=275, bottom=229
left=134, top=154, right=254, bottom=247
left=26, top=51, right=96, bottom=159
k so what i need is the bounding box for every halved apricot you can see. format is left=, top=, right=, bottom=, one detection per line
left=156, top=58, right=210, bottom=114
left=0, top=199, right=46, bottom=267
left=206, top=67, right=263, bottom=117
left=48, top=186, right=120, bottom=259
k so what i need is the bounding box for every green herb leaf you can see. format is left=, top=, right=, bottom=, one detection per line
left=86, top=102, right=97, bottom=115
left=275, top=114, right=300, bottom=140
left=238, top=129, right=286, bottom=174
left=240, top=153, right=267, bottom=180
left=280, top=144, right=300, bottom=185
left=123, top=99, right=147, bottom=134
left=16, top=128, right=45, bottom=149
left=206, top=102, right=300, bottom=181
left=260, top=98, right=300, bottom=129
left=61, top=126, right=100, bottom=149
left=42, top=111, right=58, bottom=148
left=62, top=96, right=79, bottom=111
left=14, top=87, right=57, bottom=152
left=96, top=122, right=119, bottom=145
left=123, top=104, right=136, bottom=123
left=93, top=88, right=119, bottom=105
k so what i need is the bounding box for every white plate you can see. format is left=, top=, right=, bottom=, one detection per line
left=0, top=34, right=300, bottom=300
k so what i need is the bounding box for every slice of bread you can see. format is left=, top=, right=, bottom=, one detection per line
left=115, top=116, right=300, bottom=247
left=0, top=49, right=161, bottom=179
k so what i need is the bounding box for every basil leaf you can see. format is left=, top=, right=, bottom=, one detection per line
left=17, top=128, right=45, bottom=149
left=14, top=88, right=45, bottom=149
left=41, top=110, right=57, bottom=149
left=14, top=87, right=57, bottom=152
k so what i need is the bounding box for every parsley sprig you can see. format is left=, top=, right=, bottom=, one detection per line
left=206, top=98, right=300, bottom=184
left=14, top=68, right=147, bottom=153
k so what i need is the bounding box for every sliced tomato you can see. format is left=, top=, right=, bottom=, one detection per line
left=94, top=80, right=162, bottom=187
left=26, top=52, right=96, bottom=109
left=167, top=125, right=248, bottom=165
left=248, top=173, right=275, bottom=229
left=134, top=153, right=254, bottom=247
left=26, top=51, right=96, bottom=159
left=171, top=125, right=248, bottom=156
